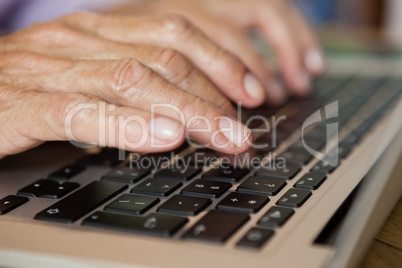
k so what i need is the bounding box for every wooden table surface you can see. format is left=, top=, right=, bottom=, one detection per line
left=359, top=197, right=402, bottom=267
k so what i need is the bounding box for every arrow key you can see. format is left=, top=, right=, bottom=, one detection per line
left=276, top=188, right=311, bottom=207
left=294, top=173, right=327, bottom=190
left=40, top=182, right=80, bottom=199
left=0, top=195, right=29, bottom=215
left=258, top=206, right=294, bottom=228
left=17, top=179, right=58, bottom=197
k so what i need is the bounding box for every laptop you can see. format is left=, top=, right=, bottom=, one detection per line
left=0, top=49, right=401, bottom=268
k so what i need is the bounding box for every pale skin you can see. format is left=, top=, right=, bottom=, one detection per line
left=0, top=0, right=324, bottom=159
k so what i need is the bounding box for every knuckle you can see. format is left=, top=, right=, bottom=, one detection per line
left=1, top=51, right=53, bottom=67
left=160, top=14, right=195, bottom=40
left=217, top=98, right=235, bottom=114
left=108, top=58, right=149, bottom=99
left=60, top=10, right=97, bottom=21
left=49, top=93, right=92, bottom=129
left=179, top=95, right=209, bottom=128
left=157, top=48, right=193, bottom=82
left=157, top=48, right=184, bottom=69
left=22, top=21, right=83, bottom=45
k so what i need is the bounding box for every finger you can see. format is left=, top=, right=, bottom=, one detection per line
left=1, top=56, right=253, bottom=154
left=2, top=31, right=237, bottom=116
left=59, top=12, right=266, bottom=108
left=199, top=22, right=287, bottom=105
left=285, top=4, right=325, bottom=76
left=254, top=1, right=312, bottom=95
left=0, top=88, right=185, bottom=156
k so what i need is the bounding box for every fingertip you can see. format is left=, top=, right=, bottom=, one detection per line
left=304, top=48, right=326, bottom=76
left=292, top=69, right=311, bottom=96
left=219, top=117, right=251, bottom=148
left=148, top=116, right=185, bottom=144
left=243, top=72, right=266, bottom=107
left=264, top=79, right=288, bottom=105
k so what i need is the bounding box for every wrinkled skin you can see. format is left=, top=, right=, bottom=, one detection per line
left=0, top=0, right=324, bottom=159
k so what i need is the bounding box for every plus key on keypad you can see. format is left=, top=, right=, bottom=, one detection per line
left=217, top=192, right=269, bottom=213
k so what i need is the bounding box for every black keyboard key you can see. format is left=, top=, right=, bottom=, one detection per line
left=278, top=151, right=313, bottom=166
left=341, top=133, right=359, bottom=145
left=0, top=195, right=29, bottom=215
left=237, top=228, right=274, bottom=249
left=155, top=166, right=201, bottom=181
left=83, top=212, right=187, bottom=237
left=185, top=151, right=219, bottom=166
left=101, top=167, right=150, bottom=184
left=131, top=178, right=182, bottom=197
left=237, top=176, right=286, bottom=196
left=157, top=195, right=211, bottom=216
left=40, top=182, right=80, bottom=199
left=258, top=206, right=294, bottom=228
left=132, top=152, right=172, bottom=170
left=181, top=179, right=231, bottom=198
left=217, top=192, right=269, bottom=214
left=77, top=153, right=121, bottom=167
left=311, top=161, right=338, bottom=174
left=48, top=165, right=85, bottom=182
left=35, top=181, right=127, bottom=223
left=183, top=210, right=249, bottom=243
left=255, top=164, right=300, bottom=180
left=288, top=139, right=325, bottom=153
left=304, top=129, right=326, bottom=141
left=104, top=194, right=159, bottom=215
left=338, top=145, right=352, bottom=159
left=203, top=167, right=249, bottom=183
left=276, top=188, right=312, bottom=207
left=17, top=179, right=58, bottom=197
left=294, top=173, right=326, bottom=190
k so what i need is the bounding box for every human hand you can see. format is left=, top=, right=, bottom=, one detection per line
left=111, top=0, right=325, bottom=102
left=0, top=12, right=261, bottom=158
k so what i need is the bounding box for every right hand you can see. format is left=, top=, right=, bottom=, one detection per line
left=0, top=12, right=263, bottom=158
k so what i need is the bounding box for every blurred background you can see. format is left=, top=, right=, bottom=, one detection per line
left=293, top=0, right=402, bottom=48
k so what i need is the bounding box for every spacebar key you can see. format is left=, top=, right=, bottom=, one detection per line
left=35, top=181, right=127, bottom=223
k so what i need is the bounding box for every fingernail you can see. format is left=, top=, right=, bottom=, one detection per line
left=304, top=48, right=325, bottom=75
left=219, top=117, right=251, bottom=147
left=295, top=70, right=311, bottom=94
left=149, top=117, right=182, bottom=142
left=265, top=79, right=287, bottom=104
left=244, top=72, right=265, bottom=101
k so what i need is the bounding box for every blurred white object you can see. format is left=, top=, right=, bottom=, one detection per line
left=384, top=0, right=402, bottom=45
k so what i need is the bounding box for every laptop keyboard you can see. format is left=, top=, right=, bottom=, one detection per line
left=1, top=75, right=401, bottom=249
